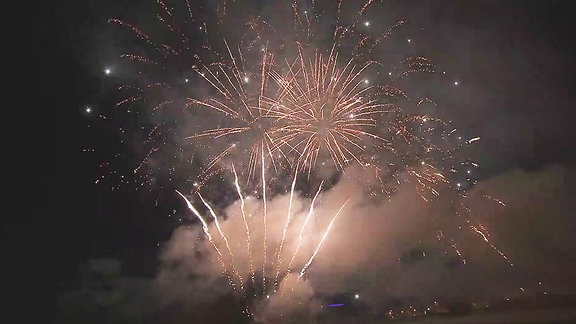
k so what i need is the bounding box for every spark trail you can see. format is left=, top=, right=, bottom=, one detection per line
left=299, top=197, right=351, bottom=279
left=273, top=164, right=299, bottom=289
left=232, top=164, right=255, bottom=285
left=287, top=181, right=324, bottom=274
left=470, top=225, right=513, bottom=266
left=175, top=190, right=238, bottom=291
left=261, top=144, right=268, bottom=290
left=198, top=193, right=244, bottom=290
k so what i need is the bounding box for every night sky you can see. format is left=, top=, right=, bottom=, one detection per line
left=12, top=0, right=576, bottom=323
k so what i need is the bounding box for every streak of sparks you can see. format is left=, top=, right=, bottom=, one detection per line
left=299, top=198, right=351, bottom=279
left=175, top=190, right=238, bottom=291
left=287, top=181, right=323, bottom=274
left=261, top=144, right=268, bottom=290
left=470, top=225, right=513, bottom=266
left=273, top=164, right=299, bottom=288
left=232, top=164, right=255, bottom=285
left=467, top=136, right=480, bottom=144
left=450, top=239, right=466, bottom=265
left=133, top=147, right=158, bottom=174
left=198, top=193, right=244, bottom=290
left=483, top=194, right=506, bottom=206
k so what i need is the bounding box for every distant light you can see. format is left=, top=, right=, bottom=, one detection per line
left=304, top=10, right=307, bottom=14
left=85, top=106, right=92, bottom=113
left=443, top=71, right=446, bottom=74
left=104, top=68, right=111, bottom=75
left=457, top=183, right=461, bottom=187
left=354, top=294, right=359, bottom=299
left=364, top=21, right=370, bottom=27
left=421, top=161, right=425, bottom=165
left=467, top=170, right=471, bottom=174
left=423, top=118, right=428, bottom=122
left=407, top=38, right=411, bottom=43
left=454, top=81, right=459, bottom=86
left=266, top=295, right=270, bottom=299
left=185, top=78, right=189, bottom=83
left=388, top=72, right=392, bottom=76
left=363, top=79, right=369, bottom=84
left=243, top=76, right=249, bottom=83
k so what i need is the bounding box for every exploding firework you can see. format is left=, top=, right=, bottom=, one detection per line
left=104, top=0, right=512, bottom=313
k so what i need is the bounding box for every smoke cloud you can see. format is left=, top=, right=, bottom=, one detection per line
left=155, top=163, right=576, bottom=321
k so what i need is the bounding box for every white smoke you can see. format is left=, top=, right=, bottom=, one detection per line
left=156, top=163, right=576, bottom=321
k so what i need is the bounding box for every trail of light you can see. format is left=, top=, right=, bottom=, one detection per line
left=121, top=53, right=155, bottom=64
left=133, top=147, right=158, bottom=174
left=261, top=143, right=268, bottom=290
left=299, top=198, right=351, bottom=279
left=232, top=163, right=255, bottom=285
left=470, top=225, right=513, bottom=266
left=116, top=95, right=142, bottom=107
left=467, top=137, right=480, bottom=144
left=197, top=193, right=244, bottom=290
left=175, top=190, right=237, bottom=291
left=142, top=124, right=163, bottom=145
left=203, top=143, right=236, bottom=173
left=273, top=164, right=299, bottom=288
left=482, top=194, right=506, bottom=206
left=450, top=239, right=466, bottom=265
left=287, top=181, right=323, bottom=274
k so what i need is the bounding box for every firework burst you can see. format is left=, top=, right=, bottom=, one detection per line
left=105, top=0, right=512, bottom=312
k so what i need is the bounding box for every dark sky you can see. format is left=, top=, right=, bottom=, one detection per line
left=10, top=0, right=576, bottom=322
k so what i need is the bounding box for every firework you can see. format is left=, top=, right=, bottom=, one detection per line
left=107, top=0, right=511, bottom=311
